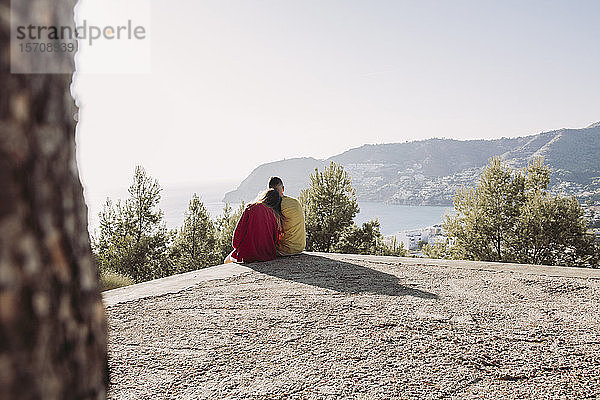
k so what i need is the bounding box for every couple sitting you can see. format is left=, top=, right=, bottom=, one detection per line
left=224, top=177, right=306, bottom=263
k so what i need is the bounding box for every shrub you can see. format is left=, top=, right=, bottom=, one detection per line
left=100, top=270, right=134, bottom=291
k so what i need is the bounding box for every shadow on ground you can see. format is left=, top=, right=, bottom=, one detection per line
left=245, top=253, right=438, bottom=299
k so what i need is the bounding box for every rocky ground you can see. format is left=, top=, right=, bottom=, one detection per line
left=104, top=253, right=600, bottom=399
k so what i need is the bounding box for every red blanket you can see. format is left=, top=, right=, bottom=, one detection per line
left=232, top=203, right=279, bottom=262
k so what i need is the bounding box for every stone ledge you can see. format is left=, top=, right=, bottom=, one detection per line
left=102, top=263, right=253, bottom=307
left=103, top=252, right=600, bottom=307
left=323, top=253, right=600, bottom=279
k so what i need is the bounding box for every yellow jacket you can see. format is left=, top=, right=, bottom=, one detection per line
left=277, top=196, right=306, bottom=254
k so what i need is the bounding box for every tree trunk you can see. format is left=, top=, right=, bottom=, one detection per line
left=0, top=0, right=108, bottom=398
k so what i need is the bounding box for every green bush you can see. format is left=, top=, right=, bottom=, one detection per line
left=422, top=242, right=450, bottom=259
left=100, top=270, right=134, bottom=291
left=333, top=219, right=406, bottom=256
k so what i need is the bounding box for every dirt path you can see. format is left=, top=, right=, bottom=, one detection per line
left=105, top=253, right=600, bottom=399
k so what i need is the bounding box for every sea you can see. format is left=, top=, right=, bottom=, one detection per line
left=85, top=183, right=453, bottom=236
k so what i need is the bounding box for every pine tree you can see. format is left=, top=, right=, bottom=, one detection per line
left=214, top=202, right=245, bottom=262
left=172, top=194, right=218, bottom=272
left=94, top=166, right=173, bottom=282
left=299, top=162, right=360, bottom=252
left=445, top=156, right=525, bottom=262
left=444, top=157, right=597, bottom=267
left=515, top=159, right=595, bottom=266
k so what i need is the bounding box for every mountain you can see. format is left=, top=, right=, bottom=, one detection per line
left=223, top=158, right=326, bottom=202
left=223, top=123, right=600, bottom=205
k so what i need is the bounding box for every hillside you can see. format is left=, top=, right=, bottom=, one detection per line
left=223, top=157, right=325, bottom=202
left=223, top=123, right=600, bottom=205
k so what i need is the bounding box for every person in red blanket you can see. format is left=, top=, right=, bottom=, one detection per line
left=224, top=188, right=283, bottom=263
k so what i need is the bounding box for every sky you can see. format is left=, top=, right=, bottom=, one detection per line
left=74, top=0, right=600, bottom=200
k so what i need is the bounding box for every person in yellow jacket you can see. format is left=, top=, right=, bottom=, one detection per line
left=268, top=176, right=306, bottom=255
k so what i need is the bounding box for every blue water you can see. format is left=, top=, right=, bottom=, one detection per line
left=191, top=201, right=452, bottom=238
left=354, top=202, right=452, bottom=235
left=86, top=183, right=453, bottom=236
left=194, top=201, right=451, bottom=236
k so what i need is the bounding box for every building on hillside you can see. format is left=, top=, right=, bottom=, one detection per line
left=385, top=224, right=446, bottom=251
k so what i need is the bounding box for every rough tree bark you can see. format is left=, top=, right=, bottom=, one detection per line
left=0, top=0, right=108, bottom=398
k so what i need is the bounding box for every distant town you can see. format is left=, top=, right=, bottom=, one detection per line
left=384, top=224, right=447, bottom=255
left=386, top=205, right=600, bottom=256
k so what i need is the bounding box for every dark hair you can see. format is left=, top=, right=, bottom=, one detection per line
left=255, top=188, right=283, bottom=229
left=268, top=176, right=283, bottom=189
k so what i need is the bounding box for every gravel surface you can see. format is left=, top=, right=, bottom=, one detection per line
left=105, top=253, right=600, bottom=399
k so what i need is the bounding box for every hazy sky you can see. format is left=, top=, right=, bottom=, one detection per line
left=74, top=0, right=600, bottom=197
